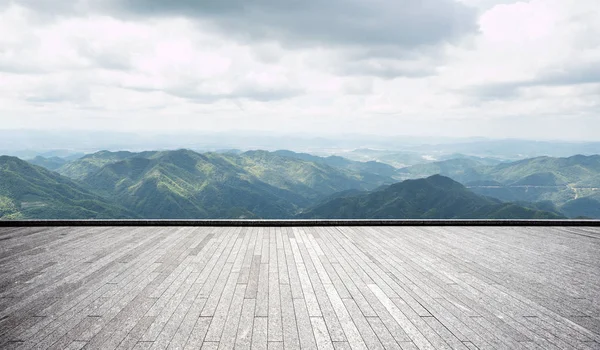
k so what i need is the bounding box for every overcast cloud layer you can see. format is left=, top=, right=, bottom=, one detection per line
left=0, top=0, right=599, bottom=140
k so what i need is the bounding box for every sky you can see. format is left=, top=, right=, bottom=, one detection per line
left=0, top=0, right=599, bottom=140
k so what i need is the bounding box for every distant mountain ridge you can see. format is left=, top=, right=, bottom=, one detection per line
left=273, top=150, right=399, bottom=178
left=397, top=154, right=600, bottom=185
left=299, top=175, right=564, bottom=219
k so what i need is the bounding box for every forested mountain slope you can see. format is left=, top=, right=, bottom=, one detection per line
left=299, top=175, right=564, bottom=219
left=0, top=156, right=132, bottom=219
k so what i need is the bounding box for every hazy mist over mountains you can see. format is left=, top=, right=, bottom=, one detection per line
left=3, top=130, right=600, bottom=161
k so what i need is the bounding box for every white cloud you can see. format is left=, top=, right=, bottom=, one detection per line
left=0, top=0, right=598, bottom=140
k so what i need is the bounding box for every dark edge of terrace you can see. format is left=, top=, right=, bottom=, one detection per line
left=1, top=220, right=600, bottom=226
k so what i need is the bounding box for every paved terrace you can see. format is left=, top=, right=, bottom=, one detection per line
left=0, top=226, right=599, bottom=350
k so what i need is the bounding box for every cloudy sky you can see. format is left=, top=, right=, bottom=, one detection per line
left=0, top=0, right=599, bottom=140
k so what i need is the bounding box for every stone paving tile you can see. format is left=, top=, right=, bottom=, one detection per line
left=0, top=226, right=599, bottom=349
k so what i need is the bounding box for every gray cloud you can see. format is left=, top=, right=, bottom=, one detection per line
left=468, top=62, right=600, bottom=100
left=339, top=58, right=437, bottom=79
left=76, top=42, right=134, bottom=71
left=0, top=0, right=89, bottom=18
left=111, top=0, right=477, bottom=50
left=331, top=43, right=447, bottom=79
left=541, top=64, right=600, bottom=86
left=5, top=0, right=477, bottom=80
left=341, top=77, right=373, bottom=95
left=23, top=84, right=91, bottom=104
left=4, top=0, right=478, bottom=50
left=169, top=86, right=303, bottom=104
left=0, top=61, right=48, bottom=75
left=467, top=82, right=521, bottom=101
left=124, top=84, right=303, bottom=104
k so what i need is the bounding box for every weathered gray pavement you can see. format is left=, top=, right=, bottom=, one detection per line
left=1, top=226, right=599, bottom=349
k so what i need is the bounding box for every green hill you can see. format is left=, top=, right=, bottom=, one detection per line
left=396, top=158, right=487, bottom=183
left=483, top=155, right=600, bottom=185
left=509, top=172, right=564, bottom=186
left=398, top=155, right=600, bottom=186
left=57, top=150, right=158, bottom=180
left=469, top=155, right=600, bottom=216
left=398, top=155, right=600, bottom=217
left=273, top=150, right=398, bottom=178
left=80, top=150, right=298, bottom=218
left=240, top=150, right=395, bottom=194
left=560, top=198, right=600, bottom=219
left=298, top=175, right=564, bottom=219
left=436, top=153, right=504, bottom=165
left=71, top=149, right=390, bottom=219
left=0, top=156, right=132, bottom=219
left=27, top=156, right=68, bottom=171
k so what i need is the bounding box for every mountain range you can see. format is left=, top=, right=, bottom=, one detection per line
left=397, top=154, right=600, bottom=217
left=60, top=149, right=396, bottom=218
left=0, top=149, right=578, bottom=220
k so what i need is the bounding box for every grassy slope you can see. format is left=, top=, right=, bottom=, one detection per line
left=0, top=156, right=133, bottom=219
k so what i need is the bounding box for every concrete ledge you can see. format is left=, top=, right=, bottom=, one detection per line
left=1, top=219, right=600, bottom=226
